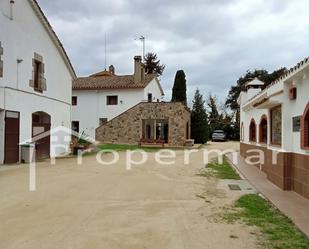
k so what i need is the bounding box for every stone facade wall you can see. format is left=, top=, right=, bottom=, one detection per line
left=240, top=142, right=309, bottom=199
left=96, top=102, right=191, bottom=146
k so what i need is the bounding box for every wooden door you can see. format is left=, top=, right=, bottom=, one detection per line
left=4, top=111, right=20, bottom=164
left=32, top=112, right=51, bottom=160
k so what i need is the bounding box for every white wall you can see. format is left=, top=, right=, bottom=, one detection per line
left=0, top=111, right=4, bottom=163
left=283, top=77, right=309, bottom=155
left=143, top=79, right=163, bottom=102
left=0, top=0, right=73, bottom=163
left=0, top=0, right=72, bottom=103
left=240, top=71, right=309, bottom=155
left=72, top=88, right=145, bottom=139
left=240, top=104, right=268, bottom=145
left=72, top=79, right=163, bottom=139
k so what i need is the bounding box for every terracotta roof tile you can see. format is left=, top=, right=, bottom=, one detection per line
left=73, top=74, right=156, bottom=90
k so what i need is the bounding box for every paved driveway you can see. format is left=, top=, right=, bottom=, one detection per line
left=0, top=142, right=259, bottom=249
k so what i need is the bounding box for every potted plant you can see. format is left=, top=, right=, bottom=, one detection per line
left=71, top=131, right=91, bottom=155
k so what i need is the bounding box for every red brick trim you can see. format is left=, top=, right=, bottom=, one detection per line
left=259, top=114, right=267, bottom=144
left=301, top=102, right=309, bottom=150
left=249, top=118, right=257, bottom=142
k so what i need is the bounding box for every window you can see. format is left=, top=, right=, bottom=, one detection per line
left=249, top=119, right=256, bottom=142
left=301, top=103, right=309, bottom=149
left=99, top=118, right=108, bottom=126
left=107, top=96, right=118, bottom=105
left=0, top=41, right=3, bottom=77
left=72, top=96, right=77, bottom=106
left=240, top=122, right=244, bottom=141
left=30, top=53, right=46, bottom=92
left=148, top=93, right=153, bottom=102
left=259, top=115, right=267, bottom=144
left=33, top=60, right=41, bottom=91
left=72, top=121, right=79, bottom=133
left=270, top=105, right=282, bottom=145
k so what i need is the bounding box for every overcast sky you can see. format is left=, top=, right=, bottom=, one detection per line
left=38, top=0, right=309, bottom=104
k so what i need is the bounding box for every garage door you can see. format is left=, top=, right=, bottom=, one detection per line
left=4, top=111, right=20, bottom=164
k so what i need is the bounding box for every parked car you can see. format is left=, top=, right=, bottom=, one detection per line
left=211, top=130, right=226, bottom=141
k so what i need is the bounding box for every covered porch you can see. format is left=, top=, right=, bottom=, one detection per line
left=141, top=119, right=169, bottom=143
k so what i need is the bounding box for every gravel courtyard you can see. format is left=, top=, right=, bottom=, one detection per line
left=0, top=142, right=260, bottom=249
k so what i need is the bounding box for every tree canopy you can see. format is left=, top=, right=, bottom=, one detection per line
left=144, top=52, right=165, bottom=76
left=225, top=68, right=286, bottom=111
left=171, top=70, right=187, bottom=105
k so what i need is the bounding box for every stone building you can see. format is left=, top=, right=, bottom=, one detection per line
left=96, top=102, right=191, bottom=146
left=238, top=57, right=309, bottom=199
left=72, top=56, right=164, bottom=138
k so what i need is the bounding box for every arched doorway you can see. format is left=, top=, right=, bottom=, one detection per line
left=301, top=103, right=309, bottom=149
left=32, top=111, right=51, bottom=160
left=249, top=119, right=256, bottom=142
left=259, top=115, right=267, bottom=144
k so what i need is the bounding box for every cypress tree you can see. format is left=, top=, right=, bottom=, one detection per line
left=191, top=89, right=209, bottom=144
left=171, top=70, right=187, bottom=105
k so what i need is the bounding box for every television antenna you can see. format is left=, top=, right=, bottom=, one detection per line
left=104, top=33, right=107, bottom=70
left=135, top=35, right=145, bottom=61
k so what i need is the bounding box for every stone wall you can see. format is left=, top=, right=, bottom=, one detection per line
left=96, top=102, right=191, bottom=146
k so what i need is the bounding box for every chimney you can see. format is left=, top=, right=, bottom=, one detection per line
left=134, top=56, right=145, bottom=84
left=109, top=65, right=115, bottom=75
left=10, top=0, right=15, bottom=20
left=245, top=78, right=265, bottom=99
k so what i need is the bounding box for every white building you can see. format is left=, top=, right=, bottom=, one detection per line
left=0, top=0, right=76, bottom=164
left=72, top=56, right=164, bottom=139
left=239, top=58, right=309, bottom=199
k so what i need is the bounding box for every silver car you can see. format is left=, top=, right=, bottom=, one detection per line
left=211, top=130, right=226, bottom=141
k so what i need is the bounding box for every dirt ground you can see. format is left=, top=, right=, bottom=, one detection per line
left=0, top=141, right=260, bottom=249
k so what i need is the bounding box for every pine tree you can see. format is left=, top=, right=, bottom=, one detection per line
left=191, top=89, right=209, bottom=144
left=171, top=70, right=187, bottom=105
left=207, top=94, right=223, bottom=132
left=144, top=52, right=165, bottom=76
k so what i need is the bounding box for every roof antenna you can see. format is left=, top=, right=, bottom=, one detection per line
left=135, top=35, right=145, bottom=62
left=104, top=33, right=107, bottom=70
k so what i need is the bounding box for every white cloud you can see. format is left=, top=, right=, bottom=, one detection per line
left=38, top=0, right=309, bottom=103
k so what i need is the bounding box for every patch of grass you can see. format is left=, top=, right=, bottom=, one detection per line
left=206, top=157, right=241, bottom=180
left=97, top=144, right=161, bottom=152
left=227, top=194, right=309, bottom=249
